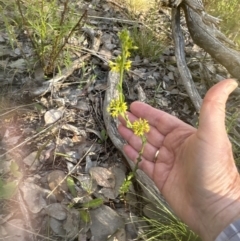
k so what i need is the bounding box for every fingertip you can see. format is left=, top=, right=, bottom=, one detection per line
left=198, top=79, right=236, bottom=139
left=207, top=79, right=238, bottom=97
left=226, top=78, right=238, bottom=93
left=130, top=101, right=146, bottom=112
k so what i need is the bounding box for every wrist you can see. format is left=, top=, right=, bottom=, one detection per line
left=198, top=177, right=240, bottom=241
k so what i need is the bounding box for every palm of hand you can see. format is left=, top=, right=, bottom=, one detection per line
left=118, top=78, right=240, bottom=240
left=153, top=125, right=236, bottom=235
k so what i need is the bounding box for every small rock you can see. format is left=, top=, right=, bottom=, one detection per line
left=63, top=208, right=80, bottom=239
left=22, top=151, right=40, bottom=171
left=134, top=55, right=141, bottom=62
left=166, top=65, right=176, bottom=72
left=125, top=191, right=138, bottom=207
left=117, top=208, right=140, bottom=240
left=50, top=217, right=66, bottom=236
left=143, top=58, right=149, bottom=64
left=64, top=151, right=80, bottom=164
left=157, top=97, right=169, bottom=107
left=153, top=71, right=161, bottom=79
left=20, top=181, right=50, bottom=213
left=77, top=174, right=98, bottom=194
left=0, top=45, right=12, bottom=57
left=108, top=228, right=126, bottom=241
left=66, top=162, right=75, bottom=173
left=163, top=75, right=169, bottom=82
left=89, top=167, right=115, bottom=188
left=85, top=155, right=94, bottom=173
left=168, top=71, right=174, bottom=80
left=99, top=46, right=112, bottom=60
left=14, top=48, right=21, bottom=55
left=215, top=74, right=225, bottom=81
left=54, top=97, right=66, bottom=107
left=136, top=84, right=147, bottom=102
left=45, top=203, right=67, bottom=220
left=48, top=170, right=68, bottom=202
left=44, top=108, right=64, bottom=125
left=89, top=205, right=124, bottom=241
left=145, top=76, right=157, bottom=88
left=57, top=137, right=74, bottom=150
left=98, top=187, right=115, bottom=200
left=110, top=166, right=126, bottom=198
left=101, top=33, right=112, bottom=44
left=74, top=100, right=89, bottom=111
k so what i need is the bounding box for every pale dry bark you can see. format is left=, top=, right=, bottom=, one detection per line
left=170, top=0, right=240, bottom=111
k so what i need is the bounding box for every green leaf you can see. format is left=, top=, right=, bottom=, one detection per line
left=67, top=176, right=77, bottom=197
left=0, top=178, right=4, bottom=187
left=79, top=209, right=90, bottom=223
left=10, top=161, right=22, bottom=178
left=82, top=198, right=104, bottom=209
left=100, top=129, right=108, bottom=141
left=0, top=180, right=17, bottom=199
left=34, top=103, right=44, bottom=112
left=120, top=173, right=134, bottom=195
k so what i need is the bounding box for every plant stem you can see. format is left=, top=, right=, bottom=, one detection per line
left=47, top=9, right=88, bottom=74
left=16, top=0, right=40, bottom=60
left=133, top=144, right=144, bottom=174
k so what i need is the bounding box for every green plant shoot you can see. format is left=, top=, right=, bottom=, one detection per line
left=108, top=29, right=150, bottom=195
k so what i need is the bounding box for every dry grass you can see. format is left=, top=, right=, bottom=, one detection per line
left=116, top=0, right=155, bottom=14
left=114, top=0, right=166, bottom=61
left=204, top=0, right=240, bottom=47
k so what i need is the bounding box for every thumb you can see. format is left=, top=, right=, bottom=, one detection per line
left=198, top=79, right=238, bottom=140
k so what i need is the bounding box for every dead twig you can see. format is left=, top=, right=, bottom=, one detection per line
left=171, top=7, right=202, bottom=112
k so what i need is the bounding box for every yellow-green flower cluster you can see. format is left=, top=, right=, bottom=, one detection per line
left=109, top=56, right=132, bottom=72
left=107, top=98, right=127, bottom=118
left=132, top=118, right=150, bottom=137
left=108, top=29, right=149, bottom=196
left=119, top=29, right=138, bottom=58
left=109, top=29, right=137, bottom=73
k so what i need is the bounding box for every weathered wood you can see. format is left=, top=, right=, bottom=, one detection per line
left=183, top=4, right=240, bottom=79
left=166, top=0, right=240, bottom=79
left=172, top=7, right=202, bottom=112
left=168, top=0, right=240, bottom=111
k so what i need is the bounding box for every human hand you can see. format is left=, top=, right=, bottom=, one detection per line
left=118, top=79, right=240, bottom=240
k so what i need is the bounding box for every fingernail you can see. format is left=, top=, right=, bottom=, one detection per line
left=227, top=79, right=238, bottom=91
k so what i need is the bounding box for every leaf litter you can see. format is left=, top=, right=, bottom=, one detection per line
left=0, top=0, right=239, bottom=240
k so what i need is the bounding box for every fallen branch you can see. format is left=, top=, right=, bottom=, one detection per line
left=168, top=0, right=240, bottom=111
left=183, top=4, right=240, bottom=79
